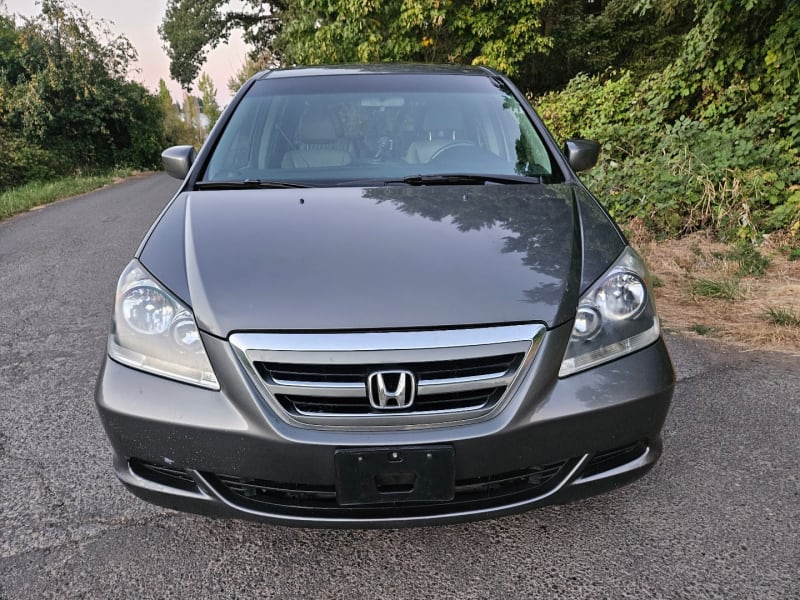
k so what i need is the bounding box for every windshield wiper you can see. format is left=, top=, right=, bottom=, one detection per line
left=195, top=179, right=310, bottom=190
left=388, top=173, right=543, bottom=186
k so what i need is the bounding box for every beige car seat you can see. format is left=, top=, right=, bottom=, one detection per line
left=282, top=113, right=353, bottom=168
left=404, top=106, right=467, bottom=164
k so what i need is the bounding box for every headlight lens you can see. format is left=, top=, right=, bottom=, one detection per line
left=595, top=272, right=646, bottom=320
left=559, top=247, right=660, bottom=377
left=108, top=260, right=220, bottom=389
left=121, top=286, right=175, bottom=334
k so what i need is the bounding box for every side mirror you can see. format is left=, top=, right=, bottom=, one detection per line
left=161, top=145, right=196, bottom=180
left=564, top=139, right=600, bottom=172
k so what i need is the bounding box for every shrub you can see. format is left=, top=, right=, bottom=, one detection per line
left=534, top=2, right=800, bottom=241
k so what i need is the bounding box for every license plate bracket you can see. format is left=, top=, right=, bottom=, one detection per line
left=335, top=446, right=455, bottom=505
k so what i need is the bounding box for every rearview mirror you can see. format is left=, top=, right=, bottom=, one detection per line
left=564, top=139, right=600, bottom=172
left=161, top=145, right=196, bottom=180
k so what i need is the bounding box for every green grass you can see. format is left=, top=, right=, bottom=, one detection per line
left=727, top=242, right=771, bottom=277
left=0, top=169, right=136, bottom=221
left=691, top=278, right=741, bottom=301
left=765, top=307, right=800, bottom=327
left=711, top=242, right=770, bottom=276
left=690, top=323, right=714, bottom=336
left=788, top=247, right=800, bottom=262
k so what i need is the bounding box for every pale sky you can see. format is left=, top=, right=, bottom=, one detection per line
left=3, top=0, right=248, bottom=105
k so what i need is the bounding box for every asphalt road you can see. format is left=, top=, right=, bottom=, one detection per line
left=0, top=174, right=797, bottom=599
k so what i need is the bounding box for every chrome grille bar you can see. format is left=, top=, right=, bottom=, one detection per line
left=268, top=379, right=365, bottom=397
left=417, top=371, right=514, bottom=395
left=265, top=369, right=515, bottom=398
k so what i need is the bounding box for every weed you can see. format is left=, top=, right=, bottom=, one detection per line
left=765, top=307, right=800, bottom=327
left=692, top=278, right=741, bottom=301
left=650, top=274, right=664, bottom=288
left=727, top=242, right=770, bottom=277
left=690, top=323, right=714, bottom=335
left=788, top=248, right=800, bottom=261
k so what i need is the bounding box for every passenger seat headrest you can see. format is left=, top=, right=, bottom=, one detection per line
left=295, top=113, right=338, bottom=143
left=423, top=106, right=464, bottom=132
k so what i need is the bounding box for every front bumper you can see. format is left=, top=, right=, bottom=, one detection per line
left=95, top=326, right=674, bottom=527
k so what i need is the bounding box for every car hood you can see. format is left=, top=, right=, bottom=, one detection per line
left=140, top=185, right=584, bottom=336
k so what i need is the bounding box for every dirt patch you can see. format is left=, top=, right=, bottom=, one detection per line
left=628, top=226, right=800, bottom=356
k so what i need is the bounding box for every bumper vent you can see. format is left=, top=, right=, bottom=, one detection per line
left=129, top=458, right=198, bottom=493
left=206, top=459, right=570, bottom=519
left=581, top=441, right=649, bottom=479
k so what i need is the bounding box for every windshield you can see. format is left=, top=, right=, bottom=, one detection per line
left=202, top=73, right=560, bottom=186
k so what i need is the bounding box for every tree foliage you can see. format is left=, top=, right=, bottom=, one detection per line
left=158, top=78, right=195, bottom=147
left=0, top=0, right=167, bottom=190
left=159, top=0, right=284, bottom=88
left=160, top=0, right=555, bottom=88
left=161, top=0, right=695, bottom=93
left=273, top=0, right=552, bottom=76
left=198, top=71, right=221, bottom=129
left=226, top=51, right=278, bottom=95
left=527, top=0, right=694, bottom=92
left=537, top=0, right=800, bottom=239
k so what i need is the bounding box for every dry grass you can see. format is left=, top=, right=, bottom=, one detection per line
left=627, top=224, right=800, bottom=356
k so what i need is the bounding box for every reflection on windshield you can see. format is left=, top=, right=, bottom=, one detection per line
left=204, top=76, right=559, bottom=185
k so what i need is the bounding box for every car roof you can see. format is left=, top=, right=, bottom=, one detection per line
left=259, top=64, right=496, bottom=79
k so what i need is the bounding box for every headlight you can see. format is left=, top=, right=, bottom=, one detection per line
left=559, top=247, right=660, bottom=377
left=108, top=260, right=220, bottom=389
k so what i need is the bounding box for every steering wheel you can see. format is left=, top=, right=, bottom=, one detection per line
left=429, top=141, right=477, bottom=162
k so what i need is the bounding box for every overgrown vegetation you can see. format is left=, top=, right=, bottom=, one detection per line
left=0, top=0, right=220, bottom=211
left=0, top=1, right=167, bottom=191
left=537, top=1, right=800, bottom=241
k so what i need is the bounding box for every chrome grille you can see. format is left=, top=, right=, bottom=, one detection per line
left=256, top=353, right=522, bottom=415
left=230, top=325, right=544, bottom=430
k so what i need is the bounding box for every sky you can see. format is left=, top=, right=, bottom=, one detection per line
left=3, top=0, right=248, bottom=105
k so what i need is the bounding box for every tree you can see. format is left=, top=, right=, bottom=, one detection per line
left=227, top=51, right=278, bottom=95
left=159, top=0, right=285, bottom=88
left=181, top=91, right=205, bottom=148
left=158, top=78, right=195, bottom=147
left=160, top=0, right=554, bottom=88
left=160, top=0, right=690, bottom=96
left=198, top=72, right=220, bottom=129
left=271, top=0, right=552, bottom=76
left=0, top=0, right=167, bottom=189
left=527, top=0, right=695, bottom=92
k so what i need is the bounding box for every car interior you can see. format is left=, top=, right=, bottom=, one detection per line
left=203, top=88, right=554, bottom=183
